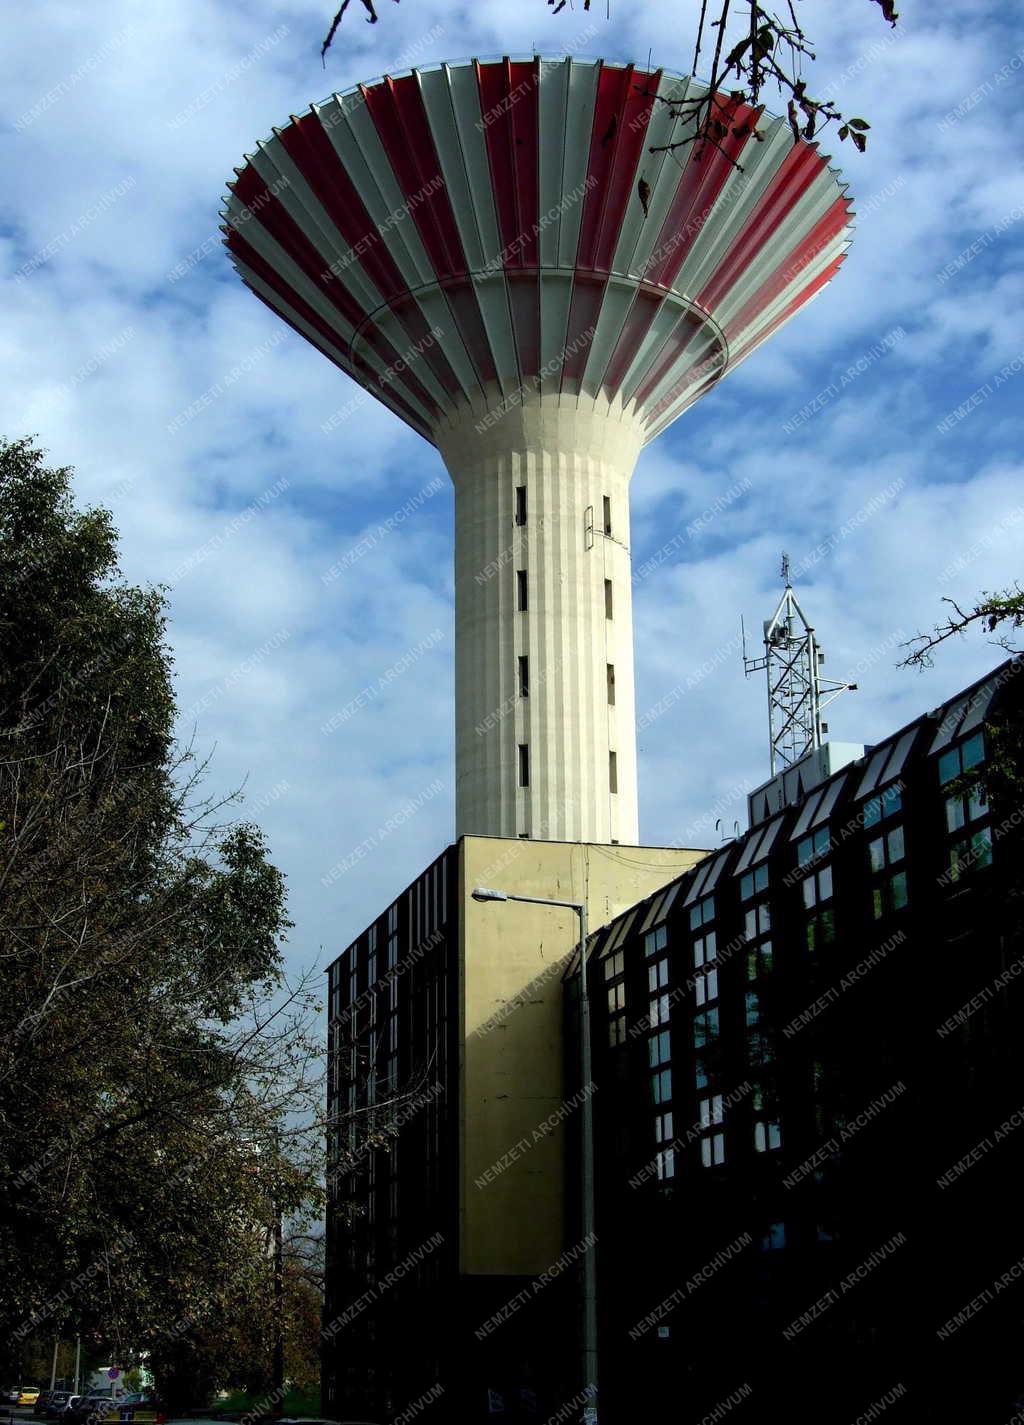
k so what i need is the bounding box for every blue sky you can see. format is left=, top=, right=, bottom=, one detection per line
left=2, top=0, right=1022, bottom=978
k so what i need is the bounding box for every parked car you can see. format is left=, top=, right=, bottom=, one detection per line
left=40, top=1395, right=74, bottom=1419
left=66, top=1396, right=115, bottom=1423
left=17, top=1392, right=41, bottom=1409
left=48, top=1399, right=80, bottom=1421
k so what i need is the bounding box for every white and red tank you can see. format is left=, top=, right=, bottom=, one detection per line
left=223, top=57, right=853, bottom=844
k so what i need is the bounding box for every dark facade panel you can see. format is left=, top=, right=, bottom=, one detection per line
left=580, top=657, right=1024, bottom=1423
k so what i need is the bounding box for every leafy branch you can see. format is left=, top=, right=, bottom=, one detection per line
left=319, top=1, right=896, bottom=168
left=900, top=585, right=1024, bottom=670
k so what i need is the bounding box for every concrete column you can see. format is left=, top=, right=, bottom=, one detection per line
left=437, top=399, right=643, bottom=844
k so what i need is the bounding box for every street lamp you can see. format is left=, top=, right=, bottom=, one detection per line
left=471, top=887, right=598, bottom=1425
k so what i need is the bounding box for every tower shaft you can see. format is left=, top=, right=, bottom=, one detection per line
left=439, top=401, right=641, bottom=843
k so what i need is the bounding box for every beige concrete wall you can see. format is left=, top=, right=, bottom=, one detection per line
left=458, top=834, right=707, bottom=1276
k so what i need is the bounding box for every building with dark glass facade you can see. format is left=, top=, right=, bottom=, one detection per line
left=325, top=658, right=1023, bottom=1424
left=573, top=657, right=1024, bottom=1423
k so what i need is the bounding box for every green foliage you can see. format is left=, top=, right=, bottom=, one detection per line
left=0, top=438, right=322, bottom=1399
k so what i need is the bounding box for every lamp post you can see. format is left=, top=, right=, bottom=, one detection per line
left=471, top=887, right=597, bottom=1425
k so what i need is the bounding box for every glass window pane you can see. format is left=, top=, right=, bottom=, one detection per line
left=969, top=786, right=988, bottom=821
left=740, top=872, right=753, bottom=901
left=945, top=796, right=965, bottom=833
left=759, top=904, right=771, bottom=933
left=701, top=1138, right=712, bottom=1168
left=754, top=1121, right=767, bottom=1152
left=713, top=1132, right=725, bottom=1165
left=645, top=926, right=667, bottom=957
left=868, top=837, right=886, bottom=873
left=891, top=870, right=908, bottom=910
left=769, top=1122, right=782, bottom=1150
left=695, top=978, right=706, bottom=1008
left=705, top=931, right=717, bottom=960
left=802, top=877, right=816, bottom=910
left=962, top=731, right=984, bottom=769
left=863, top=795, right=881, bottom=828
left=745, top=908, right=757, bottom=940
left=973, top=826, right=993, bottom=868
left=819, top=865, right=833, bottom=901
left=938, top=748, right=960, bottom=785
left=797, top=836, right=812, bottom=865
left=755, top=863, right=769, bottom=892
left=706, top=968, right=718, bottom=1001
left=887, top=825, right=905, bottom=862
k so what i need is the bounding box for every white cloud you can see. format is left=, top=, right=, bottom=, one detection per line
left=1, top=0, right=1021, bottom=977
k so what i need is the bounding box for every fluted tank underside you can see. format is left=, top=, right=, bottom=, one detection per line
left=222, top=56, right=853, bottom=444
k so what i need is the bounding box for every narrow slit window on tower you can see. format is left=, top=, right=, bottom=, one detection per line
left=609, top=750, right=618, bottom=794
left=604, top=579, right=613, bottom=620
left=517, top=569, right=528, bottom=611
left=603, top=495, right=612, bottom=535
left=607, top=663, right=616, bottom=705
left=515, top=485, right=527, bottom=526
left=518, top=655, right=529, bottom=698
left=518, top=743, right=530, bottom=787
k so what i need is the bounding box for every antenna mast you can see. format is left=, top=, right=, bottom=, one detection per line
left=742, top=553, right=857, bottom=776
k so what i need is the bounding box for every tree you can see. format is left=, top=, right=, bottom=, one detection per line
left=901, top=585, right=1024, bottom=670
left=319, top=0, right=896, bottom=160
left=901, top=585, right=1024, bottom=813
left=0, top=437, right=322, bottom=1403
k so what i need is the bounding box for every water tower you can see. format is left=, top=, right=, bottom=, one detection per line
left=223, top=56, right=852, bottom=844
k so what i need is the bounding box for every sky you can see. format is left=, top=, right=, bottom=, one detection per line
left=2, top=0, right=1022, bottom=982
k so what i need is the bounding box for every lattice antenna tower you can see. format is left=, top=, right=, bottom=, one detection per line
left=742, top=554, right=857, bottom=775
